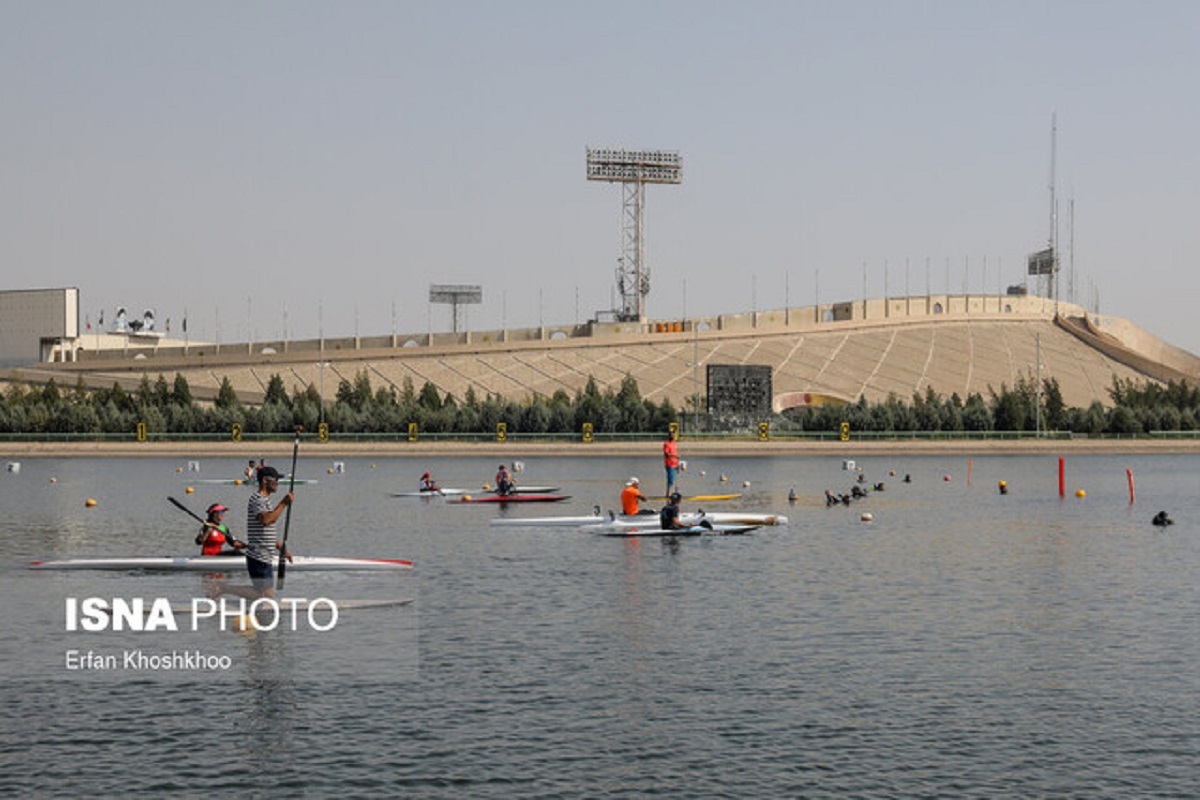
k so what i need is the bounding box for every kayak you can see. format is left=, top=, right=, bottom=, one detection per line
left=489, top=511, right=788, bottom=528
left=454, top=494, right=570, bottom=504
left=391, top=488, right=471, bottom=497
left=195, top=478, right=319, bottom=486
left=585, top=522, right=761, bottom=537
left=391, top=486, right=558, bottom=498
left=29, top=555, right=413, bottom=571
left=647, top=493, right=743, bottom=502
left=586, top=522, right=761, bottom=537
left=168, top=597, right=414, bottom=614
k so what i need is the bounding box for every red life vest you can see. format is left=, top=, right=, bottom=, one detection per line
left=200, top=525, right=229, bottom=556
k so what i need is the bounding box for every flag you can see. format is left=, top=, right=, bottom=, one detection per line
left=182, top=316, right=187, bottom=334
left=86, top=316, right=91, bottom=331
left=166, top=318, right=171, bottom=333
left=99, top=310, right=104, bottom=327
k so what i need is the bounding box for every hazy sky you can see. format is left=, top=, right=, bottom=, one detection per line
left=4, top=1, right=1198, bottom=353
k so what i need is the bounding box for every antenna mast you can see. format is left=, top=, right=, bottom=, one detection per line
left=1048, top=113, right=1059, bottom=307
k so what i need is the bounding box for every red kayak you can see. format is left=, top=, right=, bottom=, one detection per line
left=455, top=494, right=570, bottom=504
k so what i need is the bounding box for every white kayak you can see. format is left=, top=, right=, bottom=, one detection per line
left=167, top=597, right=414, bottom=614
left=195, top=478, right=319, bottom=485
left=490, top=511, right=788, bottom=528
left=391, top=488, right=471, bottom=497
left=585, top=522, right=762, bottom=537
left=29, top=555, right=413, bottom=571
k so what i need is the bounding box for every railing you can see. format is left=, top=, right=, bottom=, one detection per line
left=2, top=430, right=1198, bottom=444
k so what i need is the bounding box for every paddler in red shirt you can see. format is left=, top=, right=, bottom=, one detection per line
left=195, top=503, right=245, bottom=556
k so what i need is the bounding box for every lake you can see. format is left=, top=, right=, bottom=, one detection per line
left=1, top=451, right=1196, bottom=797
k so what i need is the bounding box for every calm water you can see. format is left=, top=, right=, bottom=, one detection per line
left=1, top=452, right=1197, bottom=797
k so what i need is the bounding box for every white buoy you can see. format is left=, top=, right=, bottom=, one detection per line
left=860, top=512, right=873, bottom=522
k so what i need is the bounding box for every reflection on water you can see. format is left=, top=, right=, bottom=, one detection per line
left=1, top=453, right=1197, bottom=796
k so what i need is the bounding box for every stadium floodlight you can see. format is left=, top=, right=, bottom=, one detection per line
left=429, top=284, right=482, bottom=334
left=587, top=148, right=682, bottom=322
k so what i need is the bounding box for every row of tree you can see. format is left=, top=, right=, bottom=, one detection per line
left=2, top=370, right=1199, bottom=437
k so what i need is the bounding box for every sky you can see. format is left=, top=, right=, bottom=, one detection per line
left=3, top=1, right=1199, bottom=353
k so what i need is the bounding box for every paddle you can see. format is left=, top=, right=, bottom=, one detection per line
left=168, top=495, right=207, bottom=525
left=276, top=426, right=301, bottom=590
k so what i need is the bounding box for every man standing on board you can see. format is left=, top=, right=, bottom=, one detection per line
left=245, top=465, right=294, bottom=598
left=663, top=431, right=680, bottom=498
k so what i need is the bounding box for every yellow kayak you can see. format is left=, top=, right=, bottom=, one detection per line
left=649, top=493, right=743, bottom=502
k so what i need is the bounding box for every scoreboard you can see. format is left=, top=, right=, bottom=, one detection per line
left=706, top=365, right=772, bottom=415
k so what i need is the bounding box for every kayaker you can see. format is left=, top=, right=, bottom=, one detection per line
left=245, top=465, right=294, bottom=597
left=243, top=460, right=257, bottom=482
left=495, top=464, right=514, bottom=496
left=659, top=492, right=686, bottom=530
left=621, top=477, right=649, bottom=515
left=195, top=503, right=244, bottom=556
left=662, top=432, right=680, bottom=497
left=419, top=471, right=439, bottom=492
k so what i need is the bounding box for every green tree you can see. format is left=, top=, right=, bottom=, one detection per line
left=215, top=377, right=240, bottom=410
left=264, top=373, right=289, bottom=406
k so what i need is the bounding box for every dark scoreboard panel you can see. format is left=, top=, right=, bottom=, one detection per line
left=706, top=365, right=772, bottom=415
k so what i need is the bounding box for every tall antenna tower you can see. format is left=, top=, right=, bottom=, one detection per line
left=587, top=148, right=682, bottom=321
left=1048, top=113, right=1059, bottom=305
left=1027, top=114, right=1060, bottom=305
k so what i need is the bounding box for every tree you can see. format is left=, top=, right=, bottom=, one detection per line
left=264, top=373, right=289, bottom=406
left=170, top=373, right=193, bottom=407
left=417, top=381, right=442, bottom=411
left=215, top=377, right=240, bottom=409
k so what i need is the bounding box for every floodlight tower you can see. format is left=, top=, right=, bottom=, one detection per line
left=429, top=284, right=482, bottom=333
left=587, top=148, right=682, bottom=322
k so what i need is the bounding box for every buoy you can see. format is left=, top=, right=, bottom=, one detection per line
left=742, top=480, right=751, bottom=488
left=232, top=614, right=258, bottom=634
left=943, top=474, right=952, bottom=482
left=49, top=477, right=57, bottom=484
left=889, top=470, right=896, bottom=476
left=998, top=480, right=1008, bottom=495
left=234, top=479, right=243, bottom=486
left=719, top=474, right=728, bottom=482
left=176, top=467, right=184, bottom=473
left=186, top=486, right=195, bottom=494
left=1075, top=489, right=1086, bottom=498
left=482, top=483, right=491, bottom=491
left=85, top=498, right=97, bottom=507
left=327, top=467, right=334, bottom=474
left=370, top=464, right=376, bottom=469
left=699, top=470, right=706, bottom=477
left=462, top=495, right=472, bottom=502
left=860, top=512, right=873, bottom=522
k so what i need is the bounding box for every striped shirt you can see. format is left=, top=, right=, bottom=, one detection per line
left=245, top=491, right=277, bottom=564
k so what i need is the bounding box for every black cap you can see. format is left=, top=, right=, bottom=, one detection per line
left=258, top=466, right=282, bottom=481
left=670, top=492, right=682, bottom=502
